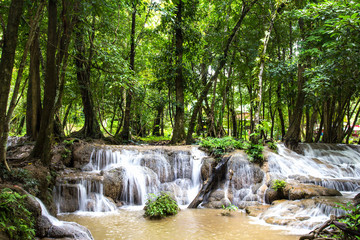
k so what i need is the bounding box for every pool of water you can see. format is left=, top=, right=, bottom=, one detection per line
left=59, top=208, right=300, bottom=240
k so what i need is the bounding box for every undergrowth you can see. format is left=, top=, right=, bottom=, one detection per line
left=0, top=164, right=39, bottom=195
left=0, top=188, right=35, bottom=239
left=199, top=137, right=265, bottom=164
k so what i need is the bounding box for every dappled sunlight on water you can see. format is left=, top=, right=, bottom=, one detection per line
left=59, top=208, right=299, bottom=240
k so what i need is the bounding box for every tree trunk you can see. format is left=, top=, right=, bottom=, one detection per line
left=284, top=64, right=306, bottom=151
left=119, top=3, right=137, bottom=141
left=0, top=0, right=24, bottom=171
left=26, top=28, right=42, bottom=140
left=152, top=105, right=163, bottom=136
left=73, top=17, right=102, bottom=139
left=171, top=0, right=186, bottom=144
left=276, top=82, right=286, bottom=140
left=252, top=6, right=279, bottom=143
left=188, top=156, right=231, bottom=208
left=31, top=0, right=58, bottom=166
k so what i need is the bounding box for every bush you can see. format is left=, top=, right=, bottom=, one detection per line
left=272, top=179, right=286, bottom=191
left=245, top=142, right=264, bottom=164
left=199, top=137, right=245, bottom=156
left=0, top=188, right=35, bottom=239
left=144, top=192, right=179, bottom=219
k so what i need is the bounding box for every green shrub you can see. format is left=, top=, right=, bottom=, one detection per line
left=199, top=137, right=246, bottom=157
left=272, top=179, right=286, bottom=191
left=245, top=142, right=264, bottom=164
left=144, top=192, right=179, bottom=219
left=267, top=141, right=278, bottom=152
left=0, top=188, right=35, bottom=240
left=221, top=204, right=238, bottom=216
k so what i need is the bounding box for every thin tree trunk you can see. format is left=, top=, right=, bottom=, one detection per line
left=120, top=3, right=137, bottom=141
left=0, top=0, right=24, bottom=171
left=252, top=6, right=279, bottom=143
left=31, top=0, right=58, bottom=166
left=276, top=82, right=286, bottom=140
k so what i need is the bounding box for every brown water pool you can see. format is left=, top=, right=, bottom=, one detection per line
left=59, top=208, right=300, bottom=240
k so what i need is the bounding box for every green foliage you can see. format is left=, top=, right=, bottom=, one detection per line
left=144, top=192, right=179, bottom=219
left=0, top=165, right=39, bottom=195
left=221, top=204, right=238, bottom=216
left=245, top=142, right=264, bottom=164
left=272, top=179, right=286, bottom=191
left=330, top=202, right=360, bottom=239
left=0, top=188, right=35, bottom=240
left=267, top=141, right=278, bottom=151
left=199, top=137, right=246, bottom=156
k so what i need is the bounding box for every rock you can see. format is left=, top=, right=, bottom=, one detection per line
left=47, top=222, right=93, bottom=239
left=265, top=188, right=284, bottom=204
left=168, top=151, right=192, bottom=179
left=102, top=167, right=126, bottom=200
left=245, top=204, right=271, bottom=217
left=201, top=157, right=216, bottom=181
left=54, top=184, right=81, bottom=213
left=140, top=153, right=173, bottom=183
left=285, top=183, right=342, bottom=200
left=227, top=155, right=264, bottom=189
left=36, top=215, right=52, bottom=238
left=73, top=143, right=96, bottom=168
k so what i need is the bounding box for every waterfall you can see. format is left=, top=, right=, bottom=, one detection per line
left=268, top=143, right=360, bottom=191
left=254, top=143, right=360, bottom=234
left=55, top=147, right=205, bottom=213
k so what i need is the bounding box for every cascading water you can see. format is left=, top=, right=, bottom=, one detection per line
left=254, top=143, right=360, bottom=234
left=54, top=146, right=206, bottom=213
left=35, top=197, right=94, bottom=239
left=268, top=143, right=360, bottom=191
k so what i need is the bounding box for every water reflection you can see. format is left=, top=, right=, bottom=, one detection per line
left=59, top=209, right=299, bottom=240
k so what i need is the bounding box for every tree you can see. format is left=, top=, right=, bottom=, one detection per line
left=0, top=0, right=24, bottom=171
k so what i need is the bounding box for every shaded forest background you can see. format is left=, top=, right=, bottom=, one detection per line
left=0, top=0, right=360, bottom=167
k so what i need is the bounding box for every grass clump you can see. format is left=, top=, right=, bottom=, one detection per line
left=272, top=179, right=286, bottom=191
left=144, top=192, right=179, bottom=219
left=0, top=188, right=35, bottom=240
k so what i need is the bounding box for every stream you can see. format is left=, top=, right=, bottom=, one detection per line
left=59, top=208, right=299, bottom=240
left=52, top=143, right=360, bottom=239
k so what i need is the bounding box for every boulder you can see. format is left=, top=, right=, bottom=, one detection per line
left=36, top=215, right=52, bottom=238
left=201, top=157, right=216, bottom=181
left=73, top=143, right=96, bottom=168
left=102, top=167, right=126, bottom=200
left=264, top=181, right=342, bottom=204
left=285, top=183, right=342, bottom=200
left=54, top=184, right=80, bottom=213
left=227, top=155, right=264, bottom=189
left=245, top=204, right=271, bottom=217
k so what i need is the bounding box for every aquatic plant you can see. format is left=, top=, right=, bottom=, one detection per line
left=221, top=204, right=238, bottom=216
